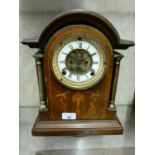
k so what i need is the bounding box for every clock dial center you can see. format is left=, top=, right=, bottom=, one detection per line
left=66, top=49, right=93, bottom=75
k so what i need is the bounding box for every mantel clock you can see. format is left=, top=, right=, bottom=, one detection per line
left=22, top=10, right=134, bottom=136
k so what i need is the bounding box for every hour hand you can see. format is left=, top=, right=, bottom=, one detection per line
left=68, top=55, right=77, bottom=62
left=80, top=55, right=90, bottom=62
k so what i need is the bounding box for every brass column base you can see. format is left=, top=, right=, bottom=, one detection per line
left=32, top=116, right=123, bottom=136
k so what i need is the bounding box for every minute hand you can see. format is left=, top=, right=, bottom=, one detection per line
left=81, top=53, right=96, bottom=62
left=68, top=55, right=77, bottom=62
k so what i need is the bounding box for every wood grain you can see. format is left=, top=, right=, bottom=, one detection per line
left=21, top=10, right=134, bottom=49
left=32, top=116, right=123, bottom=136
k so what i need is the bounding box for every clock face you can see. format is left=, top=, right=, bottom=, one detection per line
left=49, top=25, right=108, bottom=90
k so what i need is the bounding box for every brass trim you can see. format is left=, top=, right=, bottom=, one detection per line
left=33, top=51, right=48, bottom=112
left=108, top=51, right=124, bottom=111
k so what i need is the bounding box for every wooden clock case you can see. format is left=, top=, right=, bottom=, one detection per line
left=22, top=10, right=134, bottom=136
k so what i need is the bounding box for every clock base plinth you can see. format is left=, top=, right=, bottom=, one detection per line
left=32, top=116, right=123, bottom=136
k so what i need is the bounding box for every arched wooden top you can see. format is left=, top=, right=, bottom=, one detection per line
left=22, top=10, right=134, bottom=50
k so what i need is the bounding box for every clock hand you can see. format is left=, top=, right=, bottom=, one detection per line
left=80, top=55, right=90, bottom=62
left=68, top=54, right=83, bottom=65
left=67, top=55, right=77, bottom=62
left=80, top=53, right=97, bottom=63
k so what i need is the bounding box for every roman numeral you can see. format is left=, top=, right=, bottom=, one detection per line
left=62, top=67, right=67, bottom=70
left=77, top=75, right=80, bottom=80
left=93, top=61, right=99, bottom=64
left=62, top=52, right=68, bottom=55
left=60, top=60, right=65, bottom=63
left=78, top=42, right=82, bottom=48
left=90, top=68, right=95, bottom=72
left=91, top=53, right=97, bottom=56
left=68, top=44, right=74, bottom=50
left=87, top=45, right=90, bottom=50
left=68, top=73, right=72, bottom=78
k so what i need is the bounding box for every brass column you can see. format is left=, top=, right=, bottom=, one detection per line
left=108, top=51, right=124, bottom=111
left=33, top=51, right=48, bottom=112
